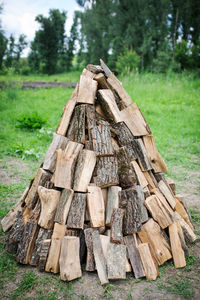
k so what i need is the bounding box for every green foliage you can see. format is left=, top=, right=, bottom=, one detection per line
left=16, top=112, right=47, bottom=130
left=157, top=276, right=194, bottom=298
left=116, top=48, right=140, bottom=75
left=10, top=271, right=37, bottom=298
left=190, top=209, right=200, bottom=225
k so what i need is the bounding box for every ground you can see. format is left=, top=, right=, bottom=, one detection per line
left=0, top=156, right=200, bottom=300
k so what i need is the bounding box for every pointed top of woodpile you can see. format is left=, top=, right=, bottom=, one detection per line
left=1, top=59, right=196, bottom=285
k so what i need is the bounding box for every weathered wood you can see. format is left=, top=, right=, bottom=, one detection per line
left=143, top=186, right=151, bottom=198
left=138, top=218, right=172, bottom=265
left=167, top=178, right=176, bottom=195
left=107, top=243, right=126, bottom=280
left=174, top=219, right=188, bottom=255
left=158, top=180, right=176, bottom=209
left=143, top=171, right=157, bottom=190
left=94, top=73, right=110, bottom=89
left=67, top=193, right=86, bottom=229
left=173, top=212, right=196, bottom=243
left=67, top=104, right=86, bottom=144
left=77, top=75, right=97, bottom=104
left=124, top=234, right=145, bottom=279
left=38, top=187, right=61, bottom=229
left=101, top=188, right=108, bottom=208
left=92, top=230, right=108, bottom=285
left=98, top=89, right=121, bottom=123
left=120, top=103, right=151, bottom=136
left=6, top=211, right=24, bottom=253
left=106, top=186, right=121, bottom=226
left=96, top=156, right=119, bottom=188
left=99, top=235, right=110, bottom=261
left=111, top=208, right=124, bottom=244
left=100, top=59, right=112, bottom=77
left=84, top=228, right=95, bottom=271
left=145, top=195, right=173, bottom=229
left=134, top=185, right=149, bottom=224
left=54, top=141, right=83, bottom=189
left=132, top=139, right=152, bottom=171
left=152, top=188, right=174, bottom=217
left=38, top=239, right=51, bottom=271
left=138, top=243, right=159, bottom=280
left=54, top=189, right=74, bottom=224
left=169, top=222, right=186, bottom=268
left=143, top=136, right=168, bottom=173
left=87, top=186, right=105, bottom=227
left=30, top=228, right=52, bottom=266
left=87, top=64, right=103, bottom=74
left=73, top=149, right=96, bottom=192
left=45, top=223, right=66, bottom=273
left=43, top=133, right=68, bottom=172
left=131, top=160, right=148, bottom=188
left=59, top=236, right=82, bottom=281
left=56, top=83, right=78, bottom=136
left=116, top=147, right=138, bottom=187
left=174, top=197, right=194, bottom=230
left=82, top=68, right=95, bottom=78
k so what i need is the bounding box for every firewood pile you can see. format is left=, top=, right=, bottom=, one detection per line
left=1, top=59, right=196, bottom=284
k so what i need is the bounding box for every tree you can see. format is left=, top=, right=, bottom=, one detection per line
left=0, top=3, right=7, bottom=69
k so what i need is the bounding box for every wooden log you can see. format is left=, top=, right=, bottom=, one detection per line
left=143, top=136, right=168, bottom=173
left=99, top=235, right=110, bottom=261
left=98, top=89, right=121, bottom=123
left=124, top=235, right=145, bottom=279
left=134, top=185, right=148, bottom=224
left=174, top=197, right=194, bottom=230
left=145, top=195, right=173, bottom=229
left=56, top=83, right=78, bottom=136
left=92, top=230, right=108, bottom=285
left=30, top=228, right=52, bottom=266
left=167, top=178, right=176, bottom=195
left=116, top=147, right=138, bottom=187
left=158, top=180, right=176, bottom=209
left=174, top=219, right=188, bottom=255
left=152, top=188, right=174, bottom=217
left=73, top=149, right=96, bottom=192
left=6, top=211, right=24, bottom=253
left=38, top=239, right=51, bottom=271
left=111, top=208, right=124, bottom=244
left=143, top=171, right=157, bottom=190
left=84, top=228, right=95, bottom=271
left=67, top=193, right=86, bottom=229
left=107, top=243, right=126, bottom=280
left=77, top=75, right=97, bottom=104
left=96, top=156, right=119, bottom=188
left=87, top=64, right=103, bottom=74
left=120, top=103, right=151, bottom=136
left=59, top=236, right=82, bottom=281
left=87, top=186, right=105, bottom=227
left=82, top=68, right=96, bottom=78
left=138, top=218, right=172, bottom=265
left=45, top=223, right=66, bottom=273
left=169, top=222, right=186, bottom=268
left=101, top=188, right=108, bottom=208
left=173, top=212, right=196, bottom=243
left=138, top=243, right=159, bottom=280
left=43, top=133, right=68, bottom=172
left=132, top=139, right=152, bottom=171
left=54, top=141, right=83, bottom=189
left=131, top=161, right=148, bottom=188
left=38, top=187, right=61, bottom=229
left=143, top=186, right=151, bottom=198
left=67, top=104, right=86, bottom=144
left=54, top=189, right=74, bottom=224
left=100, top=59, right=112, bottom=77
left=106, top=186, right=121, bottom=226
left=94, top=73, right=110, bottom=89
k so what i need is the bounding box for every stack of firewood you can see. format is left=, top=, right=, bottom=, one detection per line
left=1, top=60, right=196, bottom=284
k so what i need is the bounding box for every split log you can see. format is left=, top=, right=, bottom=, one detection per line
left=67, top=104, right=86, bottom=144
left=106, top=186, right=121, bottom=226
left=169, top=222, right=186, bottom=268
left=100, top=59, right=112, bottom=77
left=174, top=197, right=194, bottom=230
left=38, top=187, right=61, bottom=229
left=98, top=89, right=121, bottom=123
left=87, top=186, right=105, bottom=227
left=67, top=193, right=86, bottom=229
left=45, top=223, right=66, bottom=273
left=120, top=103, right=151, bottom=136
left=56, top=83, right=78, bottom=136
left=77, top=75, right=97, bottom=104
left=59, top=236, right=82, bottom=281
left=54, top=189, right=74, bottom=224
left=107, top=243, right=126, bottom=280
left=143, top=136, right=168, bottom=173
left=173, top=212, right=196, bottom=243
left=99, top=235, right=110, bottom=262
left=124, top=235, right=145, bottom=279
left=101, top=188, right=108, bottom=208
left=143, top=186, right=151, bottom=198
left=43, top=133, right=68, bottom=172
left=158, top=180, right=176, bottom=209
left=6, top=211, right=24, bottom=253
left=143, top=171, right=157, bottom=190
left=134, top=185, right=148, bottom=224
left=87, top=64, right=103, bottom=74
left=94, top=73, right=110, bottom=89
left=38, top=239, right=51, bottom=271
left=96, top=156, right=119, bottom=188
left=92, top=230, right=108, bottom=285
left=54, top=141, right=83, bottom=189
left=131, top=161, right=148, bottom=188
left=84, top=228, right=95, bottom=271
left=111, top=208, right=124, bottom=244
left=167, top=178, right=176, bottom=195
left=152, top=188, right=174, bottom=217
left=82, top=68, right=96, bottom=78
left=138, top=243, right=159, bottom=280
left=174, top=219, right=188, bottom=255
left=95, top=104, right=107, bottom=119
left=132, top=139, right=152, bottom=171
left=73, top=149, right=96, bottom=192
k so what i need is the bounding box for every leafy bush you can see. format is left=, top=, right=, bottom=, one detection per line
left=10, top=143, right=42, bottom=160
left=116, top=48, right=140, bottom=75
left=16, top=112, right=47, bottom=130
left=20, top=65, right=31, bottom=75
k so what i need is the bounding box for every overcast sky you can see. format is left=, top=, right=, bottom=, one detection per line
left=1, top=0, right=80, bottom=56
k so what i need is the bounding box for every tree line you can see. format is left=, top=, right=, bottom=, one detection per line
left=0, top=0, right=200, bottom=75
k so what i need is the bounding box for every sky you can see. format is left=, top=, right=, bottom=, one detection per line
left=1, top=0, right=81, bottom=56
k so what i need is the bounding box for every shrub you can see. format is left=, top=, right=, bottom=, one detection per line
left=20, top=65, right=31, bottom=75
left=116, top=48, right=140, bottom=75
left=16, top=112, right=47, bottom=130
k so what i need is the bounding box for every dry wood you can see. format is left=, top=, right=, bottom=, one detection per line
left=143, top=171, right=157, bottom=190
left=84, top=228, right=95, bottom=271
left=56, top=83, right=78, bottom=136
left=77, top=75, right=97, bottom=104
left=167, top=178, right=176, bottom=195
left=98, top=89, right=121, bottom=123
left=173, top=212, right=196, bottom=243
left=54, top=141, right=83, bottom=188
left=87, top=186, right=105, bottom=227
left=38, top=187, right=61, bottom=229
left=96, top=156, right=119, bottom=188
left=82, top=68, right=96, bottom=78
left=132, top=139, right=152, bottom=171
left=174, top=197, right=194, bottom=230
left=38, top=239, right=51, bottom=271
left=138, top=243, right=159, bottom=280
left=111, top=208, right=124, bottom=244
left=169, top=222, right=186, bottom=268
left=174, top=219, right=188, bottom=255
left=106, top=186, right=121, bottom=226
left=43, top=133, right=68, bottom=172
left=101, top=188, right=108, bottom=208
left=67, top=193, right=86, bottom=229
left=107, top=243, right=126, bottom=280
left=73, top=149, right=96, bottom=192
left=99, top=235, right=110, bottom=262
left=87, top=64, right=103, bottom=74
left=94, top=73, right=110, bottom=89
left=54, top=189, right=74, bottom=224
left=45, top=223, right=66, bottom=273
left=67, top=104, right=86, bottom=144
left=131, top=160, right=148, bottom=188
left=124, top=235, right=145, bottom=278
left=143, top=135, right=168, bottom=173
left=91, top=120, right=114, bottom=156
left=120, top=103, right=151, bottom=136
left=143, top=186, right=151, bottom=198
left=59, top=236, right=82, bottom=281
left=100, top=59, right=112, bottom=77
left=6, top=211, right=24, bottom=253
left=152, top=188, right=174, bottom=217
left=134, top=185, right=148, bottom=224
left=158, top=180, right=176, bottom=209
